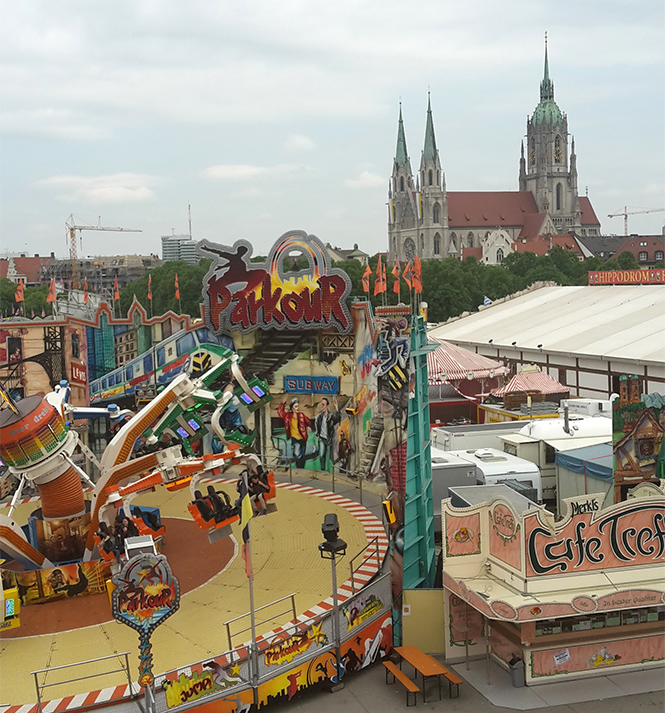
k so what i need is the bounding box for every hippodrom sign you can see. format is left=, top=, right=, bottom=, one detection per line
left=198, top=231, right=353, bottom=334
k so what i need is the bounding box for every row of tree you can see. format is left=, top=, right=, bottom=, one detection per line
left=0, top=248, right=656, bottom=324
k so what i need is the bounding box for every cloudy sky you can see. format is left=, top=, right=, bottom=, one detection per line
left=1, top=1, right=663, bottom=259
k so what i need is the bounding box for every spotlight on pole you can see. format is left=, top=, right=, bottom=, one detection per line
left=319, top=513, right=347, bottom=558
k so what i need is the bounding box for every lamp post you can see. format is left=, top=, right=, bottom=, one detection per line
left=319, top=513, right=346, bottom=692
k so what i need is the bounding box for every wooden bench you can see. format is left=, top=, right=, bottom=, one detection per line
left=383, top=660, right=420, bottom=707
left=440, top=667, right=463, bottom=698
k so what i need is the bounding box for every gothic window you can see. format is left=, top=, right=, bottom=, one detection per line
left=404, top=238, right=416, bottom=261
left=450, top=232, right=457, bottom=250
left=420, top=234, right=425, bottom=253
left=529, top=137, right=535, bottom=166
left=467, top=232, right=474, bottom=248
left=556, top=183, right=563, bottom=211
left=433, top=202, right=441, bottom=223
left=428, top=169, right=433, bottom=186
left=400, top=176, right=404, bottom=192
left=496, top=248, right=504, bottom=263
left=433, top=233, right=441, bottom=255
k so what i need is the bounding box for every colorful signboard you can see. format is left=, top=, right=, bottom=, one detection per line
left=198, top=231, right=352, bottom=334
left=284, top=375, right=339, bottom=395
left=112, top=553, right=180, bottom=687
left=588, top=269, right=664, bottom=285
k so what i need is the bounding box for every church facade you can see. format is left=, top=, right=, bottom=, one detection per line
left=388, top=43, right=601, bottom=263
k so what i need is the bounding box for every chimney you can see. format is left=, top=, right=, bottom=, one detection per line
left=34, top=253, right=39, bottom=257
left=50, top=252, right=55, bottom=258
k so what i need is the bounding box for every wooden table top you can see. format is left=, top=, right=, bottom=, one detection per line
left=395, top=646, right=449, bottom=676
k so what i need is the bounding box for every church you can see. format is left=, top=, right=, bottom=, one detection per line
left=387, top=42, right=602, bottom=264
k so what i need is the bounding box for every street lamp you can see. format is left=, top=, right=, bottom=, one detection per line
left=318, top=513, right=346, bottom=692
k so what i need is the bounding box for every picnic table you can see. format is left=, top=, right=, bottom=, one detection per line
left=394, top=645, right=463, bottom=702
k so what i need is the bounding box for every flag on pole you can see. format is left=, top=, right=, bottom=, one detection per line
left=402, top=262, right=412, bottom=290
left=46, top=278, right=56, bottom=303
left=83, top=278, right=88, bottom=303
left=113, top=276, right=120, bottom=301
left=413, top=254, right=423, bottom=294
left=361, top=264, right=371, bottom=293
left=14, top=278, right=24, bottom=303
left=175, top=273, right=180, bottom=300
left=238, top=475, right=254, bottom=579
left=147, top=274, right=152, bottom=301
left=41, top=307, right=45, bottom=318
left=483, top=295, right=493, bottom=306
left=391, top=259, right=400, bottom=294
left=373, top=255, right=386, bottom=295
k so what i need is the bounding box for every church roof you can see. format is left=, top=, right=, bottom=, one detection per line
left=578, top=197, right=600, bottom=226
left=514, top=233, right=583, bottom=256
left=447, top=191, right=539, bottom=230
left=518, top=212, right=548, bottom=239
left=394, top=105, right=409, bottom=168
left=422, top=94, right=437, bottom=163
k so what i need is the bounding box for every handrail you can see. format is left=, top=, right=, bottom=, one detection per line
left=224, top=593, right=297, bottom=651
left=31, top=652, right=134, bottom=713
left=349, top=536, right=382, bottom=594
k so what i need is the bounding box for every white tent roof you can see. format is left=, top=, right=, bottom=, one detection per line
left=428, top=284, right=665, bottom=364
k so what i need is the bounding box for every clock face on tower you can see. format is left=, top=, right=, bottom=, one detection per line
left=554, top=146, right=563, bottom=162
left=528, top=149, right=535, bottom=165
left=404, top=238, right=416, bottom=261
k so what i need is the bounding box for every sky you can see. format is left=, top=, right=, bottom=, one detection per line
left=1, top=1, right=664, bottom=260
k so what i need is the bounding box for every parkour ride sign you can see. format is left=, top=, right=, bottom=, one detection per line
left=198, top=231, right=353, bottom=335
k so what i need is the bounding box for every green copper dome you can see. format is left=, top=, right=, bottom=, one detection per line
left=532, top=98, right=563, bottom=126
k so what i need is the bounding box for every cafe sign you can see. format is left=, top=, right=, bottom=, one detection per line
left=198, top=231, right=352, bottom=335
left=526, top=501, right=665, bottom=577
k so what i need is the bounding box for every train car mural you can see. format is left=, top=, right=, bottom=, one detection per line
left=89, top=327, right=235, bottom=405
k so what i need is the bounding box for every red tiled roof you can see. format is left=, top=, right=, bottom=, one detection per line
left=447, top=192, right=539, bottom=229
left=579, top=197, right=600, bottom=226
left=0, top=256, right=53, bottom=284
left=518, top=213, right=548, bottom=239
left=461, top=246, right=482, bottom=260
left=513, top=234, right=583, bottom=257
left=491, top=371, right=569, bottom=397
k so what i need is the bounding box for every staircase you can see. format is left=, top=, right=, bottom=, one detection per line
left=359, top=413, right=384, bottom=475
left=241, top=331, right=315, bottom=384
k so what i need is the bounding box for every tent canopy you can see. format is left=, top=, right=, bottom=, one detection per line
left=491, top=371, right=568, bottom=397
left=427, top=337, right=506, bottom=383
left=554, top=443, right=613, bottom=482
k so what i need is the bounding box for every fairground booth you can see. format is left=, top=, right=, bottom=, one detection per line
left=441, top=483, right=665, bottom=684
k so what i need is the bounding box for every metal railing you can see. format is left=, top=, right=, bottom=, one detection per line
left=349, top=535, right=382, bottom=595
left=223, top=593, right=297, bottom=651
left=31, top=652, right=134, bottom=713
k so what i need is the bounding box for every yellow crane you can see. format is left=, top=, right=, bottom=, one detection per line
left=65, top=215, right=142, bottom=289
left=607, top=206, right=665, bottom=236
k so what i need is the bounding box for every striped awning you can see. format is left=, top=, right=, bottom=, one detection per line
left=427, top=337, right=507, bottom=383
left=491, top=371, right=568, bottom=397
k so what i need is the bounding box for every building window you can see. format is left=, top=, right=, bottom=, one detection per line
left=450, top=232, right=457, bottom=250
left=433, top=202, right=440, bottom=223
left=467, top=232, right=474, bottom=248
left=420, top=234, right=425, bottom=253
left=496, top=248, right=504, bottom=263
left=71, top=333, right=80, bottom=359
left=400, top=176, right=404, bottom=192
left=655, top=251, right=664, bottom=262
left=638, top=251, right=648, bottom=262
left=428, top=169, right=433, bottom=186
left=556, top=183, right=563, bottom=211
left=433, top=233, right=441, bottom=255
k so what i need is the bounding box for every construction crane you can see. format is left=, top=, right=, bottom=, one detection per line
left=607, top=206, right=665, bottom=236
left=65, top=215, right=142, bottom=289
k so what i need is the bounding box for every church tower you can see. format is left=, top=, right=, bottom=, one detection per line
left=417, top=94, right=448, bottom=259
left=523, top=37, right=582, bottom=234
left=388, top=105, right=418, bottom=262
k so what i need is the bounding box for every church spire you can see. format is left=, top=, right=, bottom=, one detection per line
left=423, top=92, right=437, bottom=162
left=540, top=32, right=554, bottom=102
left=395, top=103, right=409, bottom=167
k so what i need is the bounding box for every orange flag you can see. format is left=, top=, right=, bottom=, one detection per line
left=14, top=278, right=24, bottom=303
left=46, top=278, right=56, bottom=303
left=361, top=264, right=371, bottom=293
left=147, top=274, right=152, bottom=301
left=114, top=276, right=120, bottom=301
left=373, top=255, right=386, bottom=295
left=175, top=273, right=180, bottom=300
left=83, top=278, right=89, bottom=303
left=413, top=254, right=423, bottom=294
left=391, top=259, right=400, bottom=294
left=402, top=262, right=412, bottom=290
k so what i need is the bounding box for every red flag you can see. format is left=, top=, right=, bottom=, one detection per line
left=413, top=254, right=423, bottom=294
left=391, top=259, right=400, bottom=294
left=402, top=262, right=412, bottom=290
left=46, top=278, right=56, bottom=303
left=361, top=264, right=371, bottom=293
left=147, top=274, right=152, bottom=301
left=83, top=278, right=89, bottom=303
left=373, top=255, right=386, bottom=296
left=14, top=278, right=24, bottom=303
left=114, top=276, right=120, bottom=301
left=175, top=273, right=180, bottom=300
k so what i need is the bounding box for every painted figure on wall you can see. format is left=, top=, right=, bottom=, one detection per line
left=278, top=398, right=313, bottom=469
left=314, top=397, right=340, bottom=471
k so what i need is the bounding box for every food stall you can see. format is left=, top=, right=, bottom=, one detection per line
left=441, top=483, right=665, bottom=684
